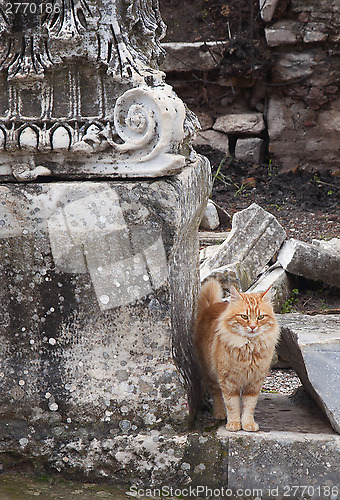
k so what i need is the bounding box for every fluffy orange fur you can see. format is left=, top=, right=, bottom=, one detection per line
left=194, top=279, right=280, bottom=431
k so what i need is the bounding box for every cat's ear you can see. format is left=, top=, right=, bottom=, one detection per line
left=261, top=285, right=273, bottom=303
left=229, top=286, right=243, bottom=302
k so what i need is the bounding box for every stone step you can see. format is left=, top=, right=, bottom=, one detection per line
left=1, top=392, right=338, bottom=497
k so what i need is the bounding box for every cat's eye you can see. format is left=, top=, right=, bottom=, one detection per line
left=257, top=315, right=265, bottom=320
left=240, top=314, right=249, bottom=320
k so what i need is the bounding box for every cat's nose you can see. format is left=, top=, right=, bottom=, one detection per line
left=249, top=325, right=257, bottom=332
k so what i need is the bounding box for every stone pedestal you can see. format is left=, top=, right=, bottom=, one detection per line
left=0, top=157, right=210, bottom=428
left=0, top=0, right=211, bottom=461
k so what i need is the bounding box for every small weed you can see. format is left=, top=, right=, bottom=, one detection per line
left=313, top=174, right=338, bottom=190
left=234, top=183, right=249, bottom=197
left=36, top=475, right=52, bottom=483
left=212, top=156, right=232, bottom=187
left=281, top=289, right=300, bottom=313
left=213, top=157, right=252, bottom=197
left=267, top=159, right=275, bottom=178
left=319, top=297, right=329, bottom=310
left=270, top=202, right=284, bottom=212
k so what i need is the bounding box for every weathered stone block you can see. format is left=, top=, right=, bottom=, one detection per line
left=265, top=21, right=301, bottom=46
left=220, top=427, right=340, bottom=493
left=318, top=109, right=340, bottom=132
left=272, top=52, right=316, bottom=82
left=265, top=20, right=328, bottom=46
left=1, top=410, right=338, bottom=486
left=235, top=138, right=264, bottom=163
left=0, top=157, right=211, bottom=428
left=200, top=203, right=287, bottom=291
left=247, top=264, right=293, bottom=313
left=193, top=130, right=229, bottom=153
left=267, top=96, right=288, bottom=140
left=213, top=113, right=265, bottom=135
left=291, top=0, right=339, bottom=15
left=278, top=238, right=340, bottom=287
left=278, top=314, right=340, bottom=433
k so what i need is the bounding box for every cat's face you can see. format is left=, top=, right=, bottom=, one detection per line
left=224, top=286, right=276, bottom=340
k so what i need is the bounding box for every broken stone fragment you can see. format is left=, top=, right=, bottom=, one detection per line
left=259, top=0, right=280, bottom=22
left=199, top=200, right=220, bottom=230
left=318, top=109, right=340, bottom=133
left=235, top=138, right=265, bottom=164
left=277, top=313, right=340, bottom=433
left=311, top=237, right=340, bottom=258
left=200, top=203, right=286, bottom=291
left=277, top=238, right=340, bottom=288
left=247, top=264, right=293, bottom=313
left=213, top=113, right=265, bottom=135
left=200, top=244, right=221, bottom=264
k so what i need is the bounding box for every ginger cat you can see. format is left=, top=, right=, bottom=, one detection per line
left=194, top=280, right=280, bottom=432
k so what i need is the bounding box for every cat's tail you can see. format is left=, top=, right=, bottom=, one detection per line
left=197, top=279, right=223, bottom=314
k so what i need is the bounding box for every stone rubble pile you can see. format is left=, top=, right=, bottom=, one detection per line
left=200, top=203, right=286, bottom=292
left=200, top=203, right=340, bottom=433
left=200, top=203, right=339, bottom=307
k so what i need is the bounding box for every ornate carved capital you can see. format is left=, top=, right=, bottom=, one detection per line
left=0, top=0, right=199, bottom=180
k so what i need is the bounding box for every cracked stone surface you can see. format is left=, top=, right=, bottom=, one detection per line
left=278, top=313, right=340, bottom=433
left=200, top=203, right=286, bottom=291
left=278, top=238, right=340, bottom=287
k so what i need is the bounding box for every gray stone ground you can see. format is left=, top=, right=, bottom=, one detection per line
left=0, top=388, right=338, bottom=499
left=0, top=474, right=128, bottom=500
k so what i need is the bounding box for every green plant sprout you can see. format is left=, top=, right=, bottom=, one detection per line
left=213, top=156, right=252, bottom=196
left=281, top=289, right=300, bottom=313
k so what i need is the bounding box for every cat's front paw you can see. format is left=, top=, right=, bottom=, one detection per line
left=242, top=420, right=259, bottom=432
left=226, top=420, right=241, bottom=431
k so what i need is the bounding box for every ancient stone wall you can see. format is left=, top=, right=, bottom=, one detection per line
left=161, top=0, right=340, bottom=173
left=265, top=0, right=340, bottom=173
